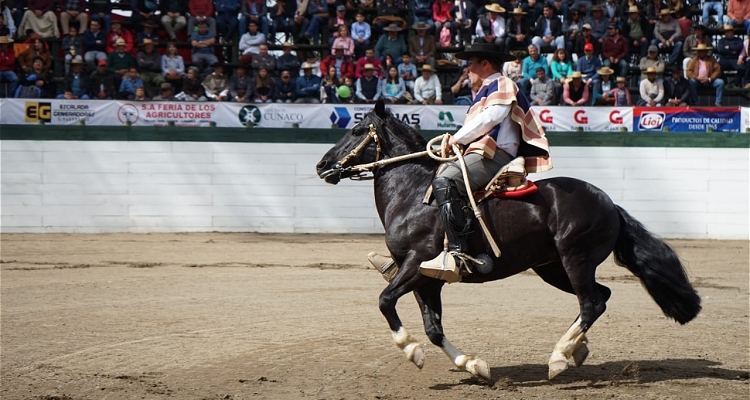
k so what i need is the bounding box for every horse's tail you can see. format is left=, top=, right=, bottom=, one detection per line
left=612, top=205, right=701, bottom=324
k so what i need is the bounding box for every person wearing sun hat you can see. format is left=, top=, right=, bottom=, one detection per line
left=409, top=21, right=437, bottom=70
left=592, top=66, right=615, bottom=105
left=686, top=43, right=724, bottom=106
left=421, top=42, right=551, bottom=272
left=475, top=3, right=507, bottom=50
left=651, top=8, right=683, bottom=65
left=562, top=70, right=589, bottom=106
left=717, top=25, right=745, bottom=88
left=375, top=23, right=406, bottom=64
left=664, top=65, right=689, bottom=107
left=355, top=62, right=381, bottom=103
left=505, top=7, right=531, bottom=51
left=294, top=62, right=321, bottom=103
left=682, top=24, right=710, bottom=76
left=584, top=4, right=607, bottom=40
left=638, top=44, right=665, bottom=80
left=636, top=66, right=664, bottom=106
left=623, top=5, right=649, bottom=58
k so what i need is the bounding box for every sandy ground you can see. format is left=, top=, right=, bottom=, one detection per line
left=1, top=233, right=748, bottom=400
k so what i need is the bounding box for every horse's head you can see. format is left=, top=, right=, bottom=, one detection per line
left=316, top=100, right=389, bottom=184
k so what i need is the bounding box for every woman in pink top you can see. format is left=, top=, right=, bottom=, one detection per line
left=331, top=25, right=355, bottom=57
left=432, top=0, right=455, bottom=38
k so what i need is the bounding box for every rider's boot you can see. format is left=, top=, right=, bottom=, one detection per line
left=432, top=176, right=472, bottom=261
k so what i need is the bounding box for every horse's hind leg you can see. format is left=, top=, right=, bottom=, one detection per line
left=413, top=280, right=492, bottom=382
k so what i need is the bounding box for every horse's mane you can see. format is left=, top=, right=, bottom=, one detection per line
left=361, top=108, right=428, bottom=153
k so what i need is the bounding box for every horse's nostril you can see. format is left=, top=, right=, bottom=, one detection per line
left=316, top=160, right=328, bottom=170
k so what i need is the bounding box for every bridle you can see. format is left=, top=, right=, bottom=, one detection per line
left=328, top=124, right=456, bottom=181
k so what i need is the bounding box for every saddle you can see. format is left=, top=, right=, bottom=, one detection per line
left=477, top=156, right=537, bottom=202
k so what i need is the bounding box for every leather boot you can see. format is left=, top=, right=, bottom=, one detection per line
left=432, top=176, right=471, bottom=255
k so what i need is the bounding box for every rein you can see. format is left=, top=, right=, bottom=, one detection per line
left=336, top=124, right=458, bottom=180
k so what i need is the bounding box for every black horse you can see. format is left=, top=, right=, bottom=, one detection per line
left=315, top=100, right=701, bottom=382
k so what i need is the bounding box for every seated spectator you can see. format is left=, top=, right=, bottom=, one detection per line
left=131, top=0, right=161, bottom=31
left=137, top=39, right=165, bottom=96
left=727, top=0, right=750, bottom=34
left=682, top=24, right=710, bottom=74
left=603, top=0, right=621, bottom=24
left=563, top=10, right=583, bottom=56
left=61, top=26, right=83, bottom=75
left=179, top=66, right=207, bottom=101
left=321, top=66, right=341, bottom=103
left=623, top=5, right=649, bottom=59
left=687, top=43, right=724, bottom=106
left=523, top=0, right=543, bottom=22
left=664, top=65, right=689, bottom=106
left=18, top=37, right=51, bottom=74
left=502, top=50, right=524, bottom=82
left=701, top=1, right=723, bottom=27
left=292, top=9, right=311, bottom=45
left=202, top=62, right=230, bottom=101
left=652, top=9, right=683, bottom=65
left=356, top=63, right=383, bottom=103
left=302, top=0, right=328, bottom=45
left=412, top=64, right=441, bottom=104
left=340, top=75, right=355, bottom=103
left=59, top=0, right=87, bottom=36
left=136, top=20, right=161, bottom=48
left=132, top=86, right=150, bottom=101
left=106, top=21, right=135, bottom=55
left=240, top=0, right=269, bottom=37
left=606, top=76, right=632, bottom=105
left=562, top=71, right=589, bottom=106
left=637, top=66, right=664, bottom=106
left=592, top=66, right=615, bottom=105
left=0, top=36, right=16, bottom=98
left=276, top=42, right=300, bottom=78
left=584, top=5, right=607, bottom=41
left=88, top=60, right=117, bottom=100
left=549, top=48, right=572, bottom=99
left=18, top=0, right=58, bottom=39
left=577, top=43, right=602, bottom=87
left=332, top=25, right=356, bottom=57
left=188, top=0, right=217, bottom=36
left=161, top=42, right=185, bottom=93
left=89, top=0, right=113, bottom=33
left=15, top=56, right=52, bottom=98
left=251, top=66, right=275, bottom=103
left=574, top=24, right=599, bottom=58
left=118, top=66, right=144, bottom=99
left=375, top=23, right=407, bottom=66
left=531, top=4, right=564, bottom=51
left=412, top=0, right=435, bottom=32
left=229, top=65, right=252, bottom=102
left=519, top=44, right=548, bottom=94
left=191, top=20, right=219, bottom=76
left=239, top=20, right=267, bottom=64
left=738, top=37, right=750, bottom=89
left=351, top=11, right=371, bottom=60
left=153, top=82, right=177, bottom=101
left=0, top=13, right=11, bottom=38
left=250, top=44, right=277, bottom=74
left=216, top=0, right=240, bottom=43
left=328, top=5, right=352, bottom=47
left=718, top=25, right=744, bottom=88
left=269, top=0, right=295, bottom=42
left=398, top=52, right=417, bottom=93
left=382, top=65, right=407, bottom=104
left=160, top=0, right=188, bottom=41
left=295, top=62, right=321, bottom=103
left=476, top=3, right=507, bottom=50
left=302, top=52, right=321, bottom=76
left=59, top=59, right=89, bottom=99
left=409, top=22, right=437, bottom=70
left=639, top=45, right=665, bottom=81
left=506, top=8, right=530, bottom=52
left=450, top=65, right=473, bottom=105
left=274, top=69, right=296, bottom=103
left=356, top=48, right=383, bottom=79
left=601, top=24, right=628, bottom=77
left=108, top=38, right=137, bottom=88
left=529, top=67, right=556, bottom=105
left=432, top=0, right=455, bottom=39
left=321, top=45, right=355, bottom=81
left=83, top=20, right=107, bottom=71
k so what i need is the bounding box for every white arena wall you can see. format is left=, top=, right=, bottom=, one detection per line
left=1, top=140, right=748, bottom=239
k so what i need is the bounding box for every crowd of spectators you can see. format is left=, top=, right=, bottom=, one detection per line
left=0, top=0, right=746, bottom=106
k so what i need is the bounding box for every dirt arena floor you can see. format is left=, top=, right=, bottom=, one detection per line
left=1, top=233, right=748, bottom=400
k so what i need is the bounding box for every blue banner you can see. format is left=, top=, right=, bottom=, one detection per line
left=633, top=107, right=741, bottom=133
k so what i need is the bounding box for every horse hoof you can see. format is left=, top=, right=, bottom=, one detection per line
left=572, top=342, right=589, bottom=367
left=406, top=343, right=425, bottom=369
left=548, top=359, right=569, bottom=380
left=466, top=358, right=492, bottom=382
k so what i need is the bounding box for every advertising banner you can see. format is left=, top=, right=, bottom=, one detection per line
left=633, top=107, right=741, bottom=132
left=531, top=106, right=633, bottom=132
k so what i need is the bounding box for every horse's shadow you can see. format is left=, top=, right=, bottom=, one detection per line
left=431, top=358, right=749, bottom=390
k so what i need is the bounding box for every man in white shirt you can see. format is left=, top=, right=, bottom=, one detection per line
left=475, top=3, right=506, bottom=52
left=412, top=64, right=443, bottom=104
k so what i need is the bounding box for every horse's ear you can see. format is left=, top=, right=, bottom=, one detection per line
left=374, top=98, right=386, bottom=118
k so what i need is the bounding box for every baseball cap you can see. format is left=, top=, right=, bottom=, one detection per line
left=583, top=43, right=594, bottom=51
left=98, top=59, right=107, bottom=66
left=336, top=5, right=346, bottom=11
left=648, top=45, right=658, bottom=52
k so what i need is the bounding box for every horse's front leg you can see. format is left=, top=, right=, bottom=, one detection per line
left=380, top=258, right=427, bottom=369
left=413, top=279, right=492, bottom=383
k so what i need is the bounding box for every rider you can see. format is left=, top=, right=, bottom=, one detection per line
left=369, top=42, right=552, bottom=278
